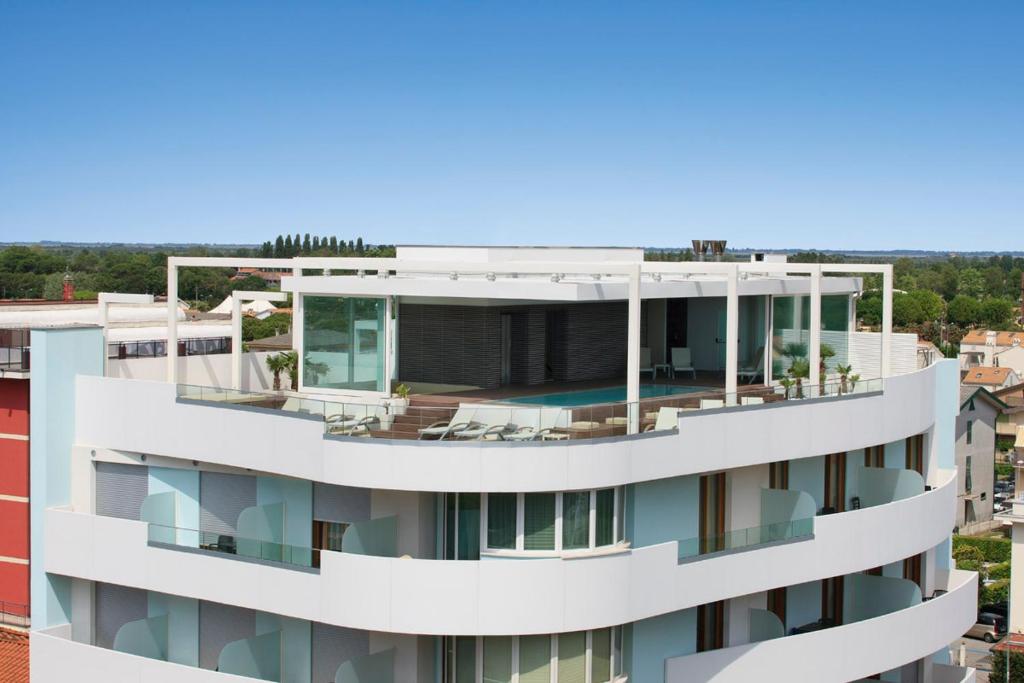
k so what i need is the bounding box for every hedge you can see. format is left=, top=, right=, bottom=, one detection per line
left=990, top=562, right=1012, bottom=581
left=981, top=579, right=1010, bottom=606
left=954, top=536, right=1011, bottom=564
left=992, top=649, right=1024, bottom=683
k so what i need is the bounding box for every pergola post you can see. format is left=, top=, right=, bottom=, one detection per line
left=626, top=263, right=642, bottom=433
left=231, top=291, right=288, bottom=390
left=881, top=265, right=893, bottom=378
left=99, top=293, right=154, bottom=376
left=725, top=267, right=739, bottom=403
left=166, top=262, right=178, bottom=384
left=809, top=265, right=822, bottom=394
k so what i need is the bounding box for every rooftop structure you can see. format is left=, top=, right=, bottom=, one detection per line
left=27, top=247, right=974, bottom=683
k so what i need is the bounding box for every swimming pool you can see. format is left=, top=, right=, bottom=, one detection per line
left=503, top=384, right=708, bottom=407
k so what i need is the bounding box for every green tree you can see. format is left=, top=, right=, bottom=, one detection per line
left=980, top=297, right=1016, bottom=328
left=947, top=295, right=981, bottom=327
left=274, top=235, right=285, bottom=257
left=958, top=268, right=985, bottom=298
left=302, top=233, right=312, bottom=253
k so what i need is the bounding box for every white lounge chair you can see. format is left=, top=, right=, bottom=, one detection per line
left=639, top=348, right=654, bottom=377
left=738, top=346, right=765, bottom=384
left=699, top=399, right=725, bottom=410
left=644, top=407, right=681, bottom=432
left=740, top=396, right=764, bottom=406
left=671, top=347, right=696, bottom=380
left=418, top=406, right=480, bottom=440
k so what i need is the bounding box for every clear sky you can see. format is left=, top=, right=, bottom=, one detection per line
left=2, top=1, right=1021, bottom=251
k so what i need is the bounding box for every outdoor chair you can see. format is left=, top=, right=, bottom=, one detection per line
left=671, top=347, right=696, bottom=379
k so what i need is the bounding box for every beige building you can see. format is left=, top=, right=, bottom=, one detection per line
left=961, top=365, right=1020, bottom=391
left=959, top=329, right=1024, bottom=377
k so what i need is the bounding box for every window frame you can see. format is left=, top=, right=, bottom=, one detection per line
left=481, top=488, right=623, bottom=555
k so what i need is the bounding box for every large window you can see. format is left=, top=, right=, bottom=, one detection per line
left=444, top=493, right=480, bottom=560
left=443, top=629, right=621, bottom=683
left=770, top=294, right=852, bottom=382
left=482, top=488, right=624, bottom=554
left=302, top=295, right=386, bottom=392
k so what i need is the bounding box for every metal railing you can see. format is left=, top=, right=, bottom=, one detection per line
left=174, top=376, right=883, bottom=444
left=0, top=600, right=29, bottom=628
left=147, top=523, right=317, bottom=569
left=0, top=345, right=29, bottom=371
left=109, top=336, right=231, bottom=360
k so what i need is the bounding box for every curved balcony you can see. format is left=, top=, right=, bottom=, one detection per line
left=73, top=361, right=948, bottom=492
left=664, top=569, right=977, bottom=683
left=44, top=469, right=955, bottom=636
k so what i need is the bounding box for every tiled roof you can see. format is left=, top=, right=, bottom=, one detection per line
left=962, top=366, right=1015, bottom=385
left=0, top=628, right=28, bottom=683
left=960, top=329, right=1024, bottom=346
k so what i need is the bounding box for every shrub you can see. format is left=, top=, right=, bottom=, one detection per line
left=955, top=536, right=1012, bottom=564
left=954, top=544, right=986, bottom=574
left=981, top=579, right=1010, bottom=606
left=992, top=649, right=1024, bottom=683
left=990, top=562, right=1012, bottom=581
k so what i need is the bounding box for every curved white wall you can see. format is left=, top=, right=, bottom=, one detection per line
left=45, top=470, right=955, bottom=636
left=75, top=364, right=938, bottom=492
left=664, top=569, right=977, bottom=683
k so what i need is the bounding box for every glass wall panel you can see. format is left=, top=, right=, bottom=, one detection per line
left=444, top=493, right=457, bottom=560
left=303, top=295, right=385, bottom=392
left=595, top=488, right=615, bottom=547
left=591, top=628, right=612, bottom=683
left=771, top=295, right=809, bottom=381
left=483, top=637, right=513, bottom=683
left=456, top=636, right=476, bottom=683
left=523, top=493, right=555, bottom=550
left=557, top=632, right=586, bottom=683
left=458, top=493, right=480, bottom=561
left=821, top=294, right=850, bottom=374
left=561, top=492, right=590, bottom=550
left=518, top=635, right=551, bottom=683
left=487, top=493, right=517, bottom=550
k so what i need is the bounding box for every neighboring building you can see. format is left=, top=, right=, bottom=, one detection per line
left=231, top=267, right=283, bottom=286
left=956, top=387, right=1004, bottom=534
left=993, top=382, right=1024, bottom=447
left=961, top=365, right=1020, bottom=391
left=29, top=248, right=975, bottom=683
left=959, top=329, right=1024, bottom=377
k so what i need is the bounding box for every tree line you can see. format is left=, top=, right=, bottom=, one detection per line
left=257, top=234, right=394, bottom=258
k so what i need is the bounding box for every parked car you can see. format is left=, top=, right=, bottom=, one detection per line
left=967, top=612, right=1007, bottom=643
left=981, top=603, right=1008, bottom=619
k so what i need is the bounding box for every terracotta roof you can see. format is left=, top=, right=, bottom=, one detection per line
left=0, top=627, right=28, bottom=683
left=963, top=366, right=1016, bottom=386
left=961, top=329, right=1024, bottom=346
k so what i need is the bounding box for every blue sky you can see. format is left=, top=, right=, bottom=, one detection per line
left=2, top=2, right=1021, bottom=251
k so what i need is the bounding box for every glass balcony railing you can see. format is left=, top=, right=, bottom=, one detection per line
left=677, top=518, right=814, bottom=561
left=174, top=376, right=883, bottom=443
left=146, top=524, right=317, bottom=569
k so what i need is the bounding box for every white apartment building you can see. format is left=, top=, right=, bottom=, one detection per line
left=28, top=247, right=975, bottom=683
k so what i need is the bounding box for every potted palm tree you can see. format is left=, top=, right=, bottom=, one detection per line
left=819, top=343, right=836, bottom=393
left=266, top=353, right=290, bottom=392
left=788, top=358, right=810, bottom=399
left=779, top=377, right=795, bottom=400
left=836, top=364, right=853, bottom=394
left=390, top=383, right=411, bottom=416
left=849, top=373, right=861, bottom=393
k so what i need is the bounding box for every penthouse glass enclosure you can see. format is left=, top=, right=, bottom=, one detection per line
left=302, top=295, right=386, bottom=393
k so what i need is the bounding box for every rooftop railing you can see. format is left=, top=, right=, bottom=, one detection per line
left=175, top=375, right=883, bottom=444
left=0, top=600, right=29, bottom=628
left=108, top=336, right=231, bottom=360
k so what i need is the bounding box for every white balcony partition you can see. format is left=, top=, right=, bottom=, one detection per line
left=664, top=570, right=976, bottom=683
left=45, top=470, right=955, bottom=636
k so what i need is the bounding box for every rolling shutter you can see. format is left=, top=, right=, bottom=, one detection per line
left=199, top=472, right=256, bottom=535
left=313, top=482, right=370, bottom=524
left=95, top=462, right=148, bottom=521
left=198, top=602, right=255, bottom=671
left=94, top=582, right=147, bottom=650
left=312, top=622, right=369, bottom=683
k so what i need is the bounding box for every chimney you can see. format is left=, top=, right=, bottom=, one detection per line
left=62, top=269, right=74, bottom=302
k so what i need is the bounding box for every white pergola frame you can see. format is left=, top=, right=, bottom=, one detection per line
left=166, top=257, right=893, bottom=433
left=98, top=292, right=155, bottom=375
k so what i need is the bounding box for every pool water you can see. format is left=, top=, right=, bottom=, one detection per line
left=504, top=384, right=707, bottom=407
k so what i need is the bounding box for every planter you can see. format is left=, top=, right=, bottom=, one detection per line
left=390, top=397, right=409, bottom=416
left=379, top=414, right=395, bottom=430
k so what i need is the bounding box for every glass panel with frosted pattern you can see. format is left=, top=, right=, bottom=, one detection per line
left=562, top=492, right=590, bottom=550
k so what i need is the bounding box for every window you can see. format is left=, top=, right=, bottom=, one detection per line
left=824, top=453, right=846, bottom=513
left=864, top=445, right=885, bottom=468
left=903, top=553, right=923, bottom=589
left=965, top=456, right=973, bottom=493
left=905, top=434, right=924, bottom=475
left=302, top=295, right=386, bottom=392
left=767, top=587, right=786, bottom=627
left=483, top=488, right=623, bottom=554
left=486, top=493, right=516, bottom=550
left=700, top=473, right=726, bottom=554
left=821, top=576, right=844, bottom=625
left=967, top=420, right=974, bottom=445
left=444, top=630, right=621, bottom=683
left=524, top=493, right=556, bottom=551
left=769, top=461, right=789, bottom=490
left=444, top=493, right=480, bottom=560
left=697, top=600, right=725, bottom=652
